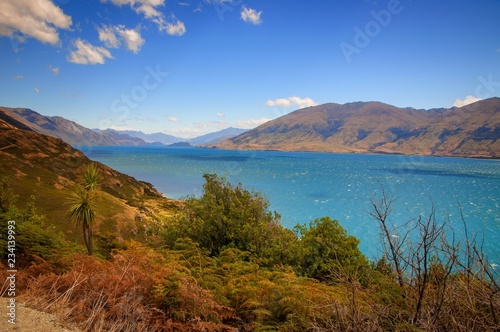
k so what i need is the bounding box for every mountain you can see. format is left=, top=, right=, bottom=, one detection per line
left=95, top=129, right=164, bottom=146
left=189, top=127, right=248, bottom=145
left=0, top=109, right=177, bottom=242
left=104, top=127, right=248, bottom=146
left=1, top=107, right=117, bottom=146
left=213, top=98, right=500, bottom=158
left=0, top=107, right=160, bottom=147
left=105, top=129, right=183, bottom=145
left=1, top=107, right=246, bottom=148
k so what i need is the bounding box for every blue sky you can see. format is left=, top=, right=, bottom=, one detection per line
left=1, top=0, right=499, bottom=138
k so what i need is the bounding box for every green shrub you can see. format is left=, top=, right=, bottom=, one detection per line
left=164, top=174, right=298, bottom=267
left=293, top=216, right=370, bottom=282
left=0, top=195, right=71, bottom=264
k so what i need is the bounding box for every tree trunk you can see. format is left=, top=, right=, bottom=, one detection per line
left=83, top=222, right=93, bottom=255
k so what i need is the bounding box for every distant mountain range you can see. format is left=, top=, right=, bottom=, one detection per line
left=213, top=98, right=500, bottom=158
left=0, top=107, right=246, bottom=147
left=96, top=127, right=248, bottom=146
left=2, top=98, right=499, bottom=158
left=93, top=129, right=183, bottom=145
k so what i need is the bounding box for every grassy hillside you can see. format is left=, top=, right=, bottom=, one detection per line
left=214, top=98, right=500, bottom=158
left=0, top=111, right=180, bottom=244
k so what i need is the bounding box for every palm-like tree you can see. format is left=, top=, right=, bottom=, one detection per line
left=68, top=163, right=101, bottom=255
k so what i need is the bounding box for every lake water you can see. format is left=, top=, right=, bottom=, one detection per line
left=82, top=146, right=500, bottom=262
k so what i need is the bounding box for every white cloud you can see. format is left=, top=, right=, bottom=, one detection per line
left=265, top=96, right=318, bottom=108
left=34, top=87, right=40, bottom=93
left=165, top=17, right=186, bottom=36
left=108, top=124, right=135, bottom=131
left=237, top=117, right=271, bottom=128
left=103, top=0, right=174, bottom=33
left=48, top=65, right=60, bottom=76
left=98, top=25, right=145, bottom=53
left=165, top=120, right=229, bottom=138
left=119, top=27, right=145, bottom=52
left=67, top=39, right=113, bottom=65
left=266, top=98, right=293, bottom=108
left=452, top=95, right=483, bottom=108
left=12, top=75, right=23, bottom=80
left=164, top=127, right=207, bottom=139
left=98, top=25, right=121, bottom=48
left=103, top=0, right=164, bottom=18
left=216, top=112, right=225, bottom=117
left=165, top=117, right=269, bottom=138
left=241, top=6, right=262, bottom=25
left=193, top=120, right=230, bottom=129
left=103, top=0, right=187, bottom=35
left=0, top=0, right=72, bottom=45
left=168, top=116, right=178, bottom=122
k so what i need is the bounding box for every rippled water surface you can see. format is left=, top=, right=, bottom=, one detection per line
left=83, top=146, right=500, bottom=261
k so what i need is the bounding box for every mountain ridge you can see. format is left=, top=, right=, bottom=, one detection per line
left=213, top=98, right=500, bottom=158
left=1, top=107, right=130, bottom=146
left=94, top=129, right=183, bottom=145
left=0, top=106, right=246, bottom=147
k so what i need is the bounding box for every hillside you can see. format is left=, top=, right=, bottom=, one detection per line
left=0, top=107, right=154, bottom=147
left=214, top=98, right=500, bottom=158
left=0, top=110, right=179, bottom=243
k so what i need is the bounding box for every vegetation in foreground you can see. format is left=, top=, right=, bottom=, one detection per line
left=0, top=173, right=499, bottom=331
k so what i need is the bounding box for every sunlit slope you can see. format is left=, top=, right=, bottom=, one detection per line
left=214, top=98, right=500, bottom=158
left=0, top=110, right=179, bottom=242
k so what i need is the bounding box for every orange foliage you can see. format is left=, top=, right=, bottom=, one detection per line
left=19, top=242, right=237, bottom=332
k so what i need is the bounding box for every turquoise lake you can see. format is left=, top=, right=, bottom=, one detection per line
left=82, top=146, right=500, bottom=262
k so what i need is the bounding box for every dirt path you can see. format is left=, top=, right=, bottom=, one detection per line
left=0, top=297, right=81, bottom=332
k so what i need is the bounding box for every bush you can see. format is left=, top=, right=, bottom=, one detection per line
left=0, top=194, right=72, bottom=265
left=164, top=174, right=298, bottom=267
left=293, top=216, right=370, bottom=282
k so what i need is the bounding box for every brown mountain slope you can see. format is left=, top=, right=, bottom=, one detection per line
left=1, top=107, right=118, bottom=146
left=214, top=98, right=500, bottom=158
left=0, top=107, right=158, bottom=147
left=0, top=111, right=177, bottom=242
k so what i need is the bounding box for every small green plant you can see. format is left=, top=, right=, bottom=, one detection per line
left=0, top=176, right=18, bottom=213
